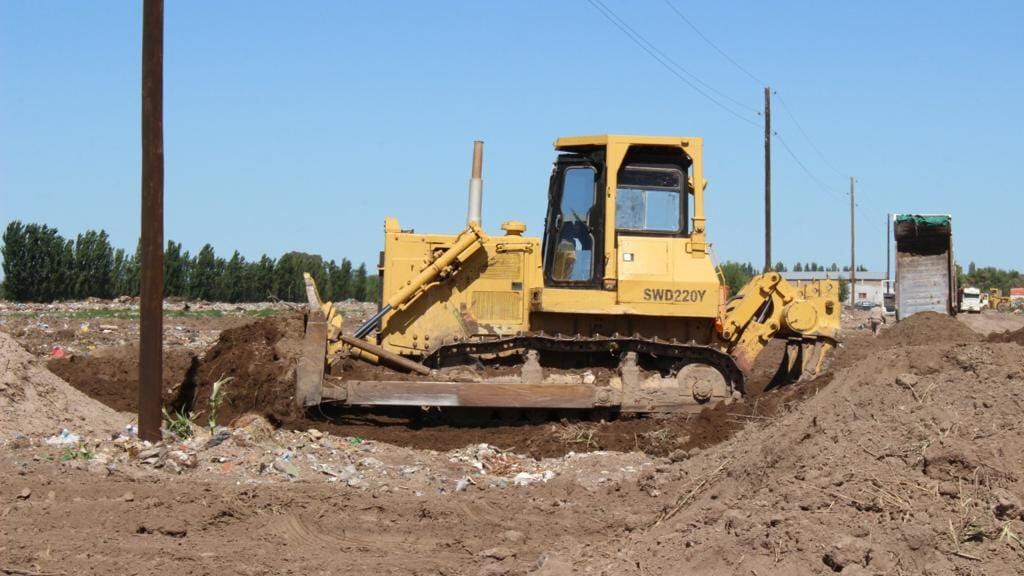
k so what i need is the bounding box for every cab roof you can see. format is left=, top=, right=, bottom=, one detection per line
left=554, top=134, right=701, bottom=152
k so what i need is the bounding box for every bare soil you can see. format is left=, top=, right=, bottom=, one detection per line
left=0, top=331, right=123, bottom=438
left=959, top=308, right=1024, bottom=336
left=47, top=345, right=197, bottom=413
left=1, top=303, right=1022, bottom=575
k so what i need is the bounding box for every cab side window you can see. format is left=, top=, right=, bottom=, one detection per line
left=551, top=167, right=597, bottom=282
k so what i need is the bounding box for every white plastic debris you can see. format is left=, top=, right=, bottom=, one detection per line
left=45, top=429, right=81, bottom=445
left=511, top=470, right=555, bottom=486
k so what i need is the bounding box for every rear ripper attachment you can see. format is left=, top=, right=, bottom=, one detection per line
left=294, top=137, right=841, bottom=414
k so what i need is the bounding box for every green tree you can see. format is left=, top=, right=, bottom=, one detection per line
left=330, top=258, right=353, bottom=300
left=164, top=241, right=189, bottom=297
left=217, top=251, right=246, bottom=302
left=2, top=222, right=72, bottom=301
left=719, top=261, right=754, bottom=297
left=120, top=240, right=142, bottom=297
left=772, top=261, right=787, bottom=273
left=793, top=262, right=803, bottom=272
left=1, top=221, right=30, bottom=300
left=110, top=248, right=127, bottom=296
left=72, top=230, right=115, bottom=299
left=353, top=263, right=369, bottom=301
left=252, top=255, right=276, bottom=301
left=189, top=244, right=218, bottom=300
left=275, top=252, right=326, bottom=302
left=58, top=239, right=75, bottom=300
left=364, top=274, right=380, bottom=302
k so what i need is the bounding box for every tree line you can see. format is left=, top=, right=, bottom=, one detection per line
left=719, top=261, right=858, bottom=302
left=0, top=221, right=378, bottom=303
left=958, top=262, right=1023, bottom=294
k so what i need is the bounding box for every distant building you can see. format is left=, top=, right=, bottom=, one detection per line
left=782, top=271, right=890, bottom=306
left=1011, top=287, right=1024, bottom=303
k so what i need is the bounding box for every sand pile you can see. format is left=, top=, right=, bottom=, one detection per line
left=558, top=332, right=1024, bottom=574
left=0, top=331, right=124, bottom=439
left=878, top=311, right=981, bottom=346
left=986, top=325, right=1024, bottom=346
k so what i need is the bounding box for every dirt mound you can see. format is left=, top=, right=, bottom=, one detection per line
left=48, top=345, right=196, bottom=413
left=986, top=325, right=1024, bottom=345
left=189, top=314, right=305, bottom=427
left=561, top=339, right=1024, bottom=574
left=880, top=311, right=981, bottom=346
left=0, top=331, right=124, bottom=439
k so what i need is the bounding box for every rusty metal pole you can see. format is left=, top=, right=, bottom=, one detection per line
left=467, top=140, right=484, bottom=225
left=139, top=0, right=164, bottom=442
left=849, top=176, right=856, bottom=307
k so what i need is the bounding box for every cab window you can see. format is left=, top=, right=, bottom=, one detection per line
left=551, top=167, right=597, bottom=282
left=616, top=167, right=683, bottom=233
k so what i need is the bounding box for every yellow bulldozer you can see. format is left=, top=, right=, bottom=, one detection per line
left=987, top=288, right=1012, bottom=312
left=297, top=135, right=840, bottom=414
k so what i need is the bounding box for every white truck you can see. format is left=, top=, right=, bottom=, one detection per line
left=959, top=286, right=982, bottom=313
left=894, top=214, right=956, bottom=319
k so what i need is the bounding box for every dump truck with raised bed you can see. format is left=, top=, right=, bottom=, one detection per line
left=893, top=214, right=956, bottom=319
left=297, top=135, right=841, bottom=414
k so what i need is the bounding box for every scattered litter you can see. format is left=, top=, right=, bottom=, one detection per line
left=512, top=470, right=555, bottom=486
left=273, top=458, right=300, bottom=478
left=45, top=429, right=81, bottom=445
left=455, top=476, right=476, bottom=492
left=204, top=429, right=232, bottom=449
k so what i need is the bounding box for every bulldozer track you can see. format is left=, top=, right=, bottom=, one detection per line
left=422, top=333, right=747, bottom=393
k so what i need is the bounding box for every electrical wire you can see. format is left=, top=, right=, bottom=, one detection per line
left=660, top=0, right=765, bottom=86
left=775, top=92, right=846, bottom=180
left=589, top=0, right=886, bottom=255
left=655, top=0, right=852, bottom=204
left=585, top=0, right=761, bottom=126
left=773, top=131, right=846, bottom=202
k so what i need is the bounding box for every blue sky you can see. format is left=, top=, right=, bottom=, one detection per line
left=1, top=1, right=1021, bottom=272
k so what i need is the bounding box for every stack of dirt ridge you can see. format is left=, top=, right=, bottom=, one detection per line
left=553, top=313, right=1024, bottom=575
left=987, top=325, right=1024, bottom=346
left=189, top=313, right=305, bottom=427
left=0, top=331, right=123, bottom=439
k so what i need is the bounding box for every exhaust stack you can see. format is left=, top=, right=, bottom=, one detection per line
left=467, top=140, right=483, bottom=225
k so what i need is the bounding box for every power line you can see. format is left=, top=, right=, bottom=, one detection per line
left=654, top=1, right=852, bottom=207
left=775, top=136, right=884, bottom=235
left=660, top=0, right=765, bottom=86
left=585, top=0, right=760, bottom=126
left=773, top=131, right=846, bottom=202
left=591, top=1, right=884, bottom=243
left=774, top=92, right=846, bottom=180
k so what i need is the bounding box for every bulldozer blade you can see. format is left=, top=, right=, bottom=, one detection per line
left=296, top=308, right=327, bottom=407
left=339, top=380, right=603, bottom=409
left=767, top=340, right=804, bottom=390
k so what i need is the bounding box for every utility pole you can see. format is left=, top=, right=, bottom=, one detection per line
left=764, top=86, right=771, bottom=273
left=849, top=177, right=855, bottom=307
left=886, top=212, right=891, bottom=292
left=139, top=0, right=164, bottom=442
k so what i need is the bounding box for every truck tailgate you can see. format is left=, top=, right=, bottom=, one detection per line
left=897, top=251, right=950, bottom=317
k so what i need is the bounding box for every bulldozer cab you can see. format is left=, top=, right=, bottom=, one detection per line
left=541, top=135, right=706, bottom=292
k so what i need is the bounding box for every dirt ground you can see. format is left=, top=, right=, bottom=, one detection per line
left=2, top=301, right=1023, bottom=575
